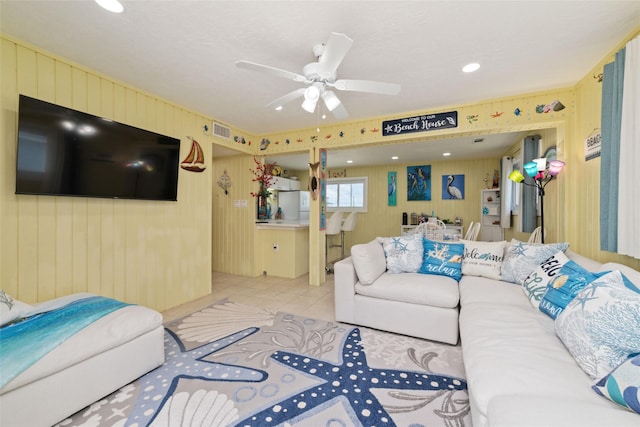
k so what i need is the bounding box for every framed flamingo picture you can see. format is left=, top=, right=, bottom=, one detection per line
left=442, top=174, right=464, bottom=200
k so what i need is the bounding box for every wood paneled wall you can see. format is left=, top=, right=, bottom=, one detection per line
left=0, top=37, right=232, bottom=310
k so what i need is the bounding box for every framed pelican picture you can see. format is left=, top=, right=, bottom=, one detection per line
left=407, top=165, right=431, bottom=201
left=442, top=174, right=465, bottom=200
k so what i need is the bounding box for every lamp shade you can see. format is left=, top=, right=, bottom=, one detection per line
left=533, top=158, right=547, bottom=172
left=301, top=85, right=321, bottom=113
left=548, top=160, right=565, bottom=176
left=321, top=90, right=341, bottom=111
left=523, top=162, right=538, bottom=177
left=508, top=170, right=525, bottom=183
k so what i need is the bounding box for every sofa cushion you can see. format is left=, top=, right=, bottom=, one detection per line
left=419, top=239, right=464, bottom=280
left=555, top=271, right=640, bottom=379
left=593, top=353, right=640, bottom=415
left=460, top=240, right=506, bottom=280
left=500, top=239, right=569, bottom=285
left=355, top=272, right=459, bottom=309
left=522, top=251, right=570, bottom=309
left=459, top=275, right=531, bottom=308
left=380, top=234, right=423, bottom=273
left=350, top=240, right=387, bottom=285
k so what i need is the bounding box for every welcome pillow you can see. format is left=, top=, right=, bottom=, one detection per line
left=500, top=239, right=569, bottom=285
left=460, top=240, right=506, bottom=280
left=381, top=235, right=424, bottom=273
left=555, top=271, right=640, bottom=379
left=522, top=251, right=570, bottom=309
left=419, top=238, right=464, bottom=281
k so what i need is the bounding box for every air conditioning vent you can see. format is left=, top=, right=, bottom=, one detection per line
left=212, top=122, right=231, bottom=139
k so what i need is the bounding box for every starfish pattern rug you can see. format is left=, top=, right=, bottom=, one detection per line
left=56, top=300, right=470, bottom=427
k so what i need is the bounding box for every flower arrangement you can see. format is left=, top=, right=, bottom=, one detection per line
left=249, top=156, right=276, bottom=198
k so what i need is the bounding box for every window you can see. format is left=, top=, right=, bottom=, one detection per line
left=326, top=177, right=368, bottom=212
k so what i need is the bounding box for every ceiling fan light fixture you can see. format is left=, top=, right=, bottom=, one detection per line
left=95, top=0, right=124, bottom=13
left=301, top=85, right=321, bottom=113
left=321, top=90, right=341, bottom=111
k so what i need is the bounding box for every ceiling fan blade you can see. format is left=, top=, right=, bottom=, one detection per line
left=235, top=60, right=308, bottom=83
left=266, top=88, right=306, bottom=110
left=331, top=102, right=349, bottom=120
left=332, top=79, right=401, bottom=95
left=318, top=32, right=353, bottom=73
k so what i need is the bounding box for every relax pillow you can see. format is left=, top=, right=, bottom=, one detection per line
left=0, top=290, right=33, bottom=326
left=555, top=271, right=640, bottom=379
left=419, top=238, right=464, bottom=281
left=500, top=239, right=569, bottom=285
left=522, top=251, right=570, bottom=309
left=381, top=234, right=423, bottom=273
left=593, top=353, right=640, bottom=414
left=350, top=240, right=387, bottom=285
left=460, top=240, right=506, bottom=280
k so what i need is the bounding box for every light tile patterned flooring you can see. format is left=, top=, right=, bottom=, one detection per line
left=162, top=272, right=336, bottom=323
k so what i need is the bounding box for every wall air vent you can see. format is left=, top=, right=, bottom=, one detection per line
left=213, top=122, right=231, bottom=139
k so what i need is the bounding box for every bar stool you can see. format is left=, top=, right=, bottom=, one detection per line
left=340, top=212, right=358, bottom=259
left=325, top=211, right=344, bottom=272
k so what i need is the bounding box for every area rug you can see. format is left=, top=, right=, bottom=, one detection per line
left=57, top=300, right=470, bottom=427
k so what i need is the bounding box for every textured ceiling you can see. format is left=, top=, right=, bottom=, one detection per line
left=2, top=1, right=639, bottom=168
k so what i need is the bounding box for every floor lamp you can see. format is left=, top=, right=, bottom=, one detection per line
left=508, top=158, right=565, bottom=243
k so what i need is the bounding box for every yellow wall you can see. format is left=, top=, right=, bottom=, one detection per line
left=0, top=36, right=253, bottom=310
left=3, top=26, right=639, bottom=306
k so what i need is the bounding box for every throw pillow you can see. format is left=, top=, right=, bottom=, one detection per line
left=500, top=239, right=569, bottom=285
left=522, top=251, right=570, bottom=309
left=381, top=234, right=424, bottom=274
left=593, top=353, right=640, bottom=414
left=350, top=240, right=387, bottom=286
left=0, top=290, right=33, bottom=326
left=460, top=240, right=506, bottom=280
left=538, top=260, right=634, bottom=319
left=555, top=271, right=640, bottom=379
left=419, top=238, right=464, bottom=281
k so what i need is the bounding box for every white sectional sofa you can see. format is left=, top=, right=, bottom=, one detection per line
left=334, top=236, right=640, bottom=426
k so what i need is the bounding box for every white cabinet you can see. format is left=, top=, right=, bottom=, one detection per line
left=270, top=177, right=301, bottom=191
left=480, top=188, right=504, bottom=241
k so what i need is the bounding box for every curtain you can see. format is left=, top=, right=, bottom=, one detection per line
left=617, top=36, right=640, bottom=259
left=599, top=48, right=625, bottom=252
left=500, top=156, right=513, bottom=228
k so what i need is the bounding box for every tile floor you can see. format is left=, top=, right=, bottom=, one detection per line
left=162, top=272, right=336, bottom=323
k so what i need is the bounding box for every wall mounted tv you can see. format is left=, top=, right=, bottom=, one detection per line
left=15, top=95, right=181, bottom=201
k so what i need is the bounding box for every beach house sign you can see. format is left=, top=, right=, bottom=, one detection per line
left=382, top=111, right=458, bottom=137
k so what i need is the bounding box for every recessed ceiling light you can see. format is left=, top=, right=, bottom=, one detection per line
left=346, top=160, right=353, bottom=164
left=462, top=63, right=480, bottom=73
left=95, top=0, right=124, bottom=13
left=391, top=156, right=399, bottom=160
left=275, top=106, right=283, bottom=111
left=443, top=152, right=451, bottom=157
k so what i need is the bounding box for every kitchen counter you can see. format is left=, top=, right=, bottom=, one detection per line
left=255, top=220, right=309, bottom=230
left=255, top=221, right=309, bottom=278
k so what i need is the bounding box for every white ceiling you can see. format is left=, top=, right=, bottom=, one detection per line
left=2, top=1, right=639, bottom=169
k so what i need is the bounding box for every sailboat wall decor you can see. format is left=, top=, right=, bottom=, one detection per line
left=181, top=137, right=206, bottom=173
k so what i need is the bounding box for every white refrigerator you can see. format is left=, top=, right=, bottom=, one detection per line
left=278, top=191, right=310, bottom=222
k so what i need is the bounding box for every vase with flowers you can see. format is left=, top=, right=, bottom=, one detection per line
left=249, top=156, right=276, bottom=220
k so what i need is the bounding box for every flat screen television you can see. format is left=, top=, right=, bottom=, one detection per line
left=15, top=95, right=181, bottom=201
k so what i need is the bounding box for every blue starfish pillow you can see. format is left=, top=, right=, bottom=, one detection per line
left=419, top=238, right=464, bottom=280
left=381, top=235, right=423, bottom=273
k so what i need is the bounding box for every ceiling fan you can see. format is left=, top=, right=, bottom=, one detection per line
left=235, top=32, right=401, bottom=119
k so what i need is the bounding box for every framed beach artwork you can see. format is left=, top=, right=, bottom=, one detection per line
left=388, top=171, right=397, bottom=206
left=442, top=174, right=464, bottom=200
left=407, top=165, right=431, bottom=201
